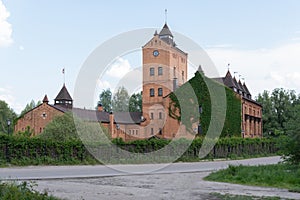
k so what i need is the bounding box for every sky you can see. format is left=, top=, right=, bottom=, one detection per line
left=1, top=0, right=300, bottom=114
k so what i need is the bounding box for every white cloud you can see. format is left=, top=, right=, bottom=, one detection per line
left=97, top=80, right=111, bottom=90
left=0, top=0, right=13, bottom=47
left=106, top=57, right=131, bottom=78
left=19, top=45, right=24, bottom=51
left=205, top=42, right=300, bottom=96
left=0, top=87, right=23, bottom=114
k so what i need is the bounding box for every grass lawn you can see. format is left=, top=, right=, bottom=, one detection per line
left=204, top=164, right=300, bottom=192
left=211, top=193, right=287, bottom=200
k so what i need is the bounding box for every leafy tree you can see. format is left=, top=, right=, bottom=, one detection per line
left=129, top=92, right=142, bottom=112
left=112, top=86, right=130, bottom=112
left=271, top=88, right=294, bottom=130
left=256, top=88, right=298, bottom=136
left=281, top=104, right=300, bottom=164
left=39, top=112, right=77, bottom=141
left=0, top=100, right=16, bottom=134
left=256, top=90, right=277, bottom=134
left=98, top=89, right=112, bottom=112
left=39, top=112, right=110, bottom=143
left=20, top=100, right=41, bottom=116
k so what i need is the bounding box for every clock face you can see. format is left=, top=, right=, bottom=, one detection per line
left=153, top=50, right=159, bottom=57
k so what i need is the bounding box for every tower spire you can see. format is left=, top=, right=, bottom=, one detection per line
left=165, top=9, right=168, bottom=24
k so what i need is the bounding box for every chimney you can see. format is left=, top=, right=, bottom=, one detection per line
left=173, top=78, right=178, bottom=91
left=97, top=103, right=103, bottom=112
left=109, top=112, right=114, bottom=137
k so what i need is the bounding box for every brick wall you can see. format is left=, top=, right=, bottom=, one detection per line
left=15, top=102, right=64, bottom=136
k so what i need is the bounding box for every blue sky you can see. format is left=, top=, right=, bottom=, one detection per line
left=1, top=0, right=300, bottom=113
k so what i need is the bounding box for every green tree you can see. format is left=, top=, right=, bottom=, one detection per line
left=39, top=112, right=110, bottom=143
left=112, top=86, right=130, bottom=112
left=129, top=92, right=142, bottom=112
left=281, top=104, right=300, bottom=164
left=256, top=90, right=277, bottom=134
left=271, top=88, right=294, bottom=131
left=98, top=89, right=112, bottom=112
left=256, top=88, right=297, bottom=136
left=39, top=112, right=77, bottom=141
left=0, top=100, right=16, bottom=134
left=20, top=100, right=41, bottom=116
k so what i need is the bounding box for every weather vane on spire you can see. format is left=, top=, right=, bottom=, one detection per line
left=165, top=9, right=168, bottom=24
left=62, top=68, right=65, bottom=85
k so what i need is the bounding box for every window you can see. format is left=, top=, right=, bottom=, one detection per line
left=42, top=112, right=47, bottom=119
left=158, top=88, right=163, bottom=96
left=182, top=71, right=185, bottom=81
left=150, top=112, right=154, bottom=119
left=159, top=128, right=162, bottom=135
left=150, top=88, right=155, bottom=97
left=151, top=128, right=154, bottom=135
left=159, top=112, right=162, bottom=119
left=173, top=67, right=176, bottom=77
left=158, top=67, right=163, bottom=75
left=150, top=67, right=154, bottom=76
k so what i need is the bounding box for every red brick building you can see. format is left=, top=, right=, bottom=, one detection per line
left=15, top=23, right=262, bottom=140
left=213, top=71, right=262, bottom=137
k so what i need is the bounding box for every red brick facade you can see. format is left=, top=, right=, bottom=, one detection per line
left=15, top=99, right=64, bottom=135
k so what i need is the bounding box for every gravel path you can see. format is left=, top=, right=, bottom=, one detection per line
left=34, top=172, right=300, bottom=200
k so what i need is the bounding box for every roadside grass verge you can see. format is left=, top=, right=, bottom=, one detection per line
left=204, top=164, right=300, bottom=192
left=211, top=193, right=287, bottom=200
left=0, top=181, right=60, bottom=200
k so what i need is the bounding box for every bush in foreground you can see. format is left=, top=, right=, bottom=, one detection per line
left=0, top=181, right=60, bottom=200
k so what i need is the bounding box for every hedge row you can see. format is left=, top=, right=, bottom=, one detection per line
left=0, top=134, right=280, bottom=165
left=0, top=135, right=94, bottom=165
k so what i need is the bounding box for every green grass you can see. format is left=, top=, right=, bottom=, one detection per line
left=204, top=164, right=300, bottom=192
left=211, top=193, right=287, bottom=200
left=0, top=181, right=61, bottom=200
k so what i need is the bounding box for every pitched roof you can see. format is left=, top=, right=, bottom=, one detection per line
left=53, top=105, right=110, bottom=123
left=223, top=70, right=236, bottom=88
left=243, top=82, right=251, bottom=95
left=232, top=77, right=241, bottom=91
left=114, top=112, right=143, bottom=124
left=238, top=80, right=246, bottom=93
left=55, top=84, right=72, bottom=101
left=158, top=23, right=175, bottom=46
left=159, top=23, right=173, bottom=37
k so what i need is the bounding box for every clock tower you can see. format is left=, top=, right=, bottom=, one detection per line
left=142, top=23, right=188, bottom=138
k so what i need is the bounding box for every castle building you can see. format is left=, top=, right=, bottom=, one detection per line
left=15, top=23, right=262, bottom=139
left=213, top=71, right=262, bottom=137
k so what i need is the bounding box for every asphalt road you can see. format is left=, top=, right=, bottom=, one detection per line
left=2, top=156, right=300, bottom=200
left=0, top=156, right=281, bottom=180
